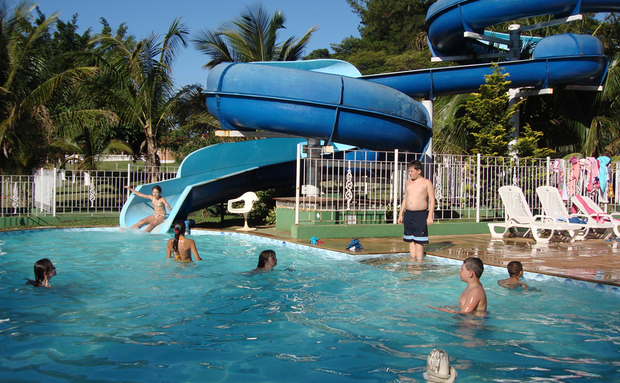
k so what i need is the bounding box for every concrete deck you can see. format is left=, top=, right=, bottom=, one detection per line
left=219, top=226, right=620, bottom=287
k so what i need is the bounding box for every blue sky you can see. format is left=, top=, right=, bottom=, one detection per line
left=36, top=0, right=361, bottom=87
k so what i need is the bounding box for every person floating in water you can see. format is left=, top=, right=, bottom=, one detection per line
left=498, top=261, right=537, bottom=291
left=249, top=250, right=295, bottom=273
left=428, top=257, right=487, bottom=314
left=398, top=159, right=435, bottom=260
left=124, top=185, right=171, bottom=232
left=166, top=221, right=202, bottom=261
left=26, top=258, right=56, bottom=287
left=251, top=250, right=278, bottom=273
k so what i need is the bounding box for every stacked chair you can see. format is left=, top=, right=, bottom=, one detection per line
left=536, top=186, right=613, bottom=240
left=489, top=185, right=584, bottom=243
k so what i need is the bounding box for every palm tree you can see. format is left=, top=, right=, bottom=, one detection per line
left=0, top=1, right=101, bottom=173
left=564, top=52, right=620, bottom=157
left=90, top=18, right=189, bottom=180
left=193, top=3, right=317, bottom=68
left=51, top=127, right=132, bottom=170
left=432, top=94, right=476, bottom=154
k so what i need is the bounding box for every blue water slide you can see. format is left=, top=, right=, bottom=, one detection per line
left=426, top=0, right=620, bottom=58
left=206, top=62, right=431, bottom=152
left=121, top=0, right=620, bottom=232
left=119, top=138, right=305, bottom=233
left=363, top=34, right=608, bottom=98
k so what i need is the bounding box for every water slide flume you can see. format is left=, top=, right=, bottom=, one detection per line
left=119, top=138, right=305, bottom=233
left=120, top=0, right=620, bottom=232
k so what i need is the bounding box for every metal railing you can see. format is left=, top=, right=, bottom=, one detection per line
left=0, top=165, right=179, bottom=217
left=292, top=147, right=619, bottom=225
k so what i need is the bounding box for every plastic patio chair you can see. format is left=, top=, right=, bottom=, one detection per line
left=536, top=186, right=612, bottom=240
left=227, top=191, right=260, bottom=231
left=488, top=185, right=581, bottom=243
left=571, top=194, right=620, bottom=238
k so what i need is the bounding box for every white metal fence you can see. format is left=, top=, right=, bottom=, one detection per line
left=1, top=152, right=618, bottom=224
left=293, top=147, right=620, bottom=225
left=1, top=165, right=179, bottom=217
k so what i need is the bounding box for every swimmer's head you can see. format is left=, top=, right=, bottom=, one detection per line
left=172, top=221, right=186, bottom=236
left=507, top=261, right=523, bottom=277
left=463, top=257, right=484, bottom=279
left=34, top=258, right=56, bottom=286
left=257, top=250, right=276, bottom=268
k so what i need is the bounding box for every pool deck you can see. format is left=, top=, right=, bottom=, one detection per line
left=213, top=226, right=620, bottom=287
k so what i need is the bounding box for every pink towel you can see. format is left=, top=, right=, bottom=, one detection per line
left=569, top=157, right=580, bottom=196
left=586, top=157, right=599, bottom=193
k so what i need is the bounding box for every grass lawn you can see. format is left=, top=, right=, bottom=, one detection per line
left=0, top=211, right=253, bottom=231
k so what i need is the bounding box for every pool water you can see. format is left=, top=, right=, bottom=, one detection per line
left=0, top=228, right=618, bottom=382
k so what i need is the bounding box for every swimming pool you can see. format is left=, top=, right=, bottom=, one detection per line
left=0, top=228, right=618, bottom=382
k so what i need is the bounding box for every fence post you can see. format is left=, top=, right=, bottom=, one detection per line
left=53, top=168, right=57, bottom=217
left=295, top=143, right=301, bottom=226
left=546, top=156, right=551, bottom=186
left=393, top=149, right=399, bottom=224
left=476, top=153, right=481, bottom=223
left=127, top=164, right=131, bottom=198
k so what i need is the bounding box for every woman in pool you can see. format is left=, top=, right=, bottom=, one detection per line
left=27, top=258, right=57, bottom=287
left=166, top=221, right=202, bottom=261
left=124, top=185, right=172, bottom=232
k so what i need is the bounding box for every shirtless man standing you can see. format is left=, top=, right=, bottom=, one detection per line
left=398, top=160, right=436, bottom=260
left=429, top=257, right=487, bottom=314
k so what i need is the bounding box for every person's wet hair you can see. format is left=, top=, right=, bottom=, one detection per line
left=152, top=185, right=162, bottom=193
left=257, top=250, right=276, bottom=268
left=171, top=221, right=186, bottom=254
left=33, top=258, right=55, bottom=287
left=507, top=261, right=523, bottom=277
left=464, top=257, right=484, bottom=279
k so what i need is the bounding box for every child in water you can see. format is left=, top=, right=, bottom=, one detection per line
left=498, top=261, right=537, bottom=291
left=27, top=258, right=57, bottom=287
left=428, top=257, right=487, bottom=314
left=249, top=250, right=295, bottom=273
left=166, top=221, right=202, bottom=261
left=124, top=185, right=171, bottom=232
left=251, top=250, right=278, bottom=273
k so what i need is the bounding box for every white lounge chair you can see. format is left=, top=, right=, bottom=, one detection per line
left=488, top=185, right=580, bottom=243
left=536, top=186, right=612, bottom=240
left=227, top=191, right=259, bottom=231
left=571, top=195, right=620, bottom=238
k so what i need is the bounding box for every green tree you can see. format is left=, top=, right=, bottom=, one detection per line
left=303, top=48, right=330, bottom=60
left=566, top=52, right=620, bottom=157
left=432, top=93, right=476, bottom=154
left=193, top=3, right=317, bottom=68
left=346, top=0, right=432, bottom=54
left=456, top=64, right=517, bottom=156
left=0, top=1, right=104, bottom=173
left=513, top=124, right=554, bottom=158
left=90, top=18, right=188, bottom=178
left=164, top=84, right=226, bottom=161
left=51, top=125, right=132, bottom=170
